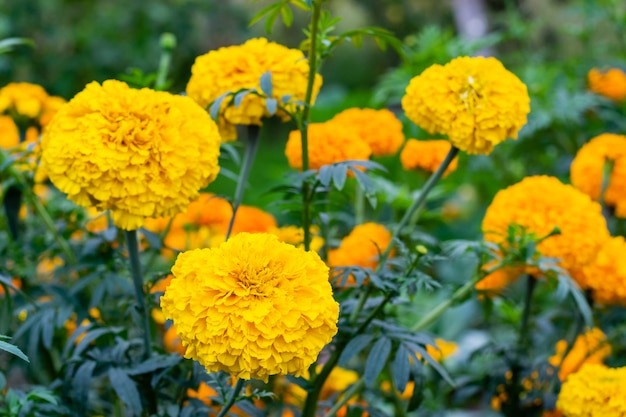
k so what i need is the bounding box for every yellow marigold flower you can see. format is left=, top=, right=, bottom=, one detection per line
left=581, top=236, right=626, bottom=305
left=39, top=96, right=66, bottom=127
left=425, top=338, right=458, bottom=362
left=328, top=222, right=393, bottom=271
left=41, top=80, right=221, bottom=230
left=160, top=233, right=339, bottom=382
left=402, top=56, right=530, bottom=155
left=287, top=366, right=360, bottom=404
left=0, top=82, right=50, bottom=120
left=482, top=176, right=610, bottom=286
left=186, top=37, right=322, bottom=141
left=0, top=115, right=19, bottom=149
left=588, top=68, right=626, bottom=102
left=271, top=225, right=324, bottom=253
left=381, top=380, right=415, bottom=400
left=400, top=139, right=459, bottom=177
left=556, top=364, right=626, bottom=417
left=549, top=328, right=611, bottom=381
left=285, top=121, right=372, bottom=171
left=570, top=133, right=626, bottom=218
left=330, top=108, right=405, bottom=157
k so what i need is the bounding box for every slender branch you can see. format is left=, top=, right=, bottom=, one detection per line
left=216, top=379, right=245, bottom=417
left=348, top=286, right=372, bottom=325
left=155, top=33, right=176, bottom=91
left=323, top=378, right=365, bottom=417
left=226, top=125, right=261, bottom=240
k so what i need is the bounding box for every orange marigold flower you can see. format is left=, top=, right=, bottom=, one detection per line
left=587, top=68, right=626, bottom=102
left=328, top=222, right=393, bottom=280
left=230, top=205, right=277, bottom=235
left=160, top=233, right=339, bottom=382
left=330, top=108, right=404, bottom=157
left=400, top=139, right=458, bottom=176
left=556, top=364, right=626, bottom=417
left=41, top=80, right=221, bottom=230
left=0, top=115, right=19, bottom=149
left=548, top=327, right=611, bottom=381
left=475, top=264, right=523, bottom=294
left=402, top=56, right=530, bottom=155
left=581, top=236, right=626, bottom=305
left=184, top=193, right=233, bottom=230
left=482, top=176, right=610, bottom=286
left=163, top=325, right=185, bottom=355
left=285, top=122, right=372, bottom=171
left=570, top=133, right=626, bottom=218
left=186, top=38, right=322, bottom=141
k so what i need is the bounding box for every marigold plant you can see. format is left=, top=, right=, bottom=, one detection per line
left=41, top=79, right=221, bottom=230
left=400, top=139, right=459, bottom=176
left=186, top=37, right=322, bottom=141
left=402, top=56, right=530, bottom=154
left=587, top=68, right=626, bottom=102
left=160, top=233, right=339, bottom=381
left=481, top=176, right=610, bottom=285
left=570, top=133, right=626, bottom=218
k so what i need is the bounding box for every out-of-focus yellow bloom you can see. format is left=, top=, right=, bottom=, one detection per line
left=588, top=68, right=626, bottom=102
left=424, top=338, right=458, bottom=362
left=330, top=108, right=404, bottom=157
left=285, top=121, right=372, bottom=171
left=271, top=225, right=324, bottom=253
left=581, top=236, right=626, bottom=305
left=160, top=233, right=339, bottom=382
left=328, top=222, right=393, bottom=271
left=400, top=139, right=458, bottom=176
left=402, top=56, right=530, bottom=155
left=41, top=80, right=221, bottom=230
left=482, top=176, right=610, bottom=286
left=570, top=133, right=626, bottom=218
left=186, top=38, right=322, bottom=141
left=0, top=82, right=50, bottom=120
left=548, top=327, right=611, bottom=381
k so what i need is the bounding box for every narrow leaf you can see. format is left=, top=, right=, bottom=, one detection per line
left=234, top=90, right=250, bottom=108
left=260, top=71, right=273, bottom=97
left=109, top=368, right=143, bottom=416
left=338, top=334, right=374, bottom=366
left=408, top=342, right=455, bottom=387
left=364, top=337, right=392, bottom=387
left=392, top=344, right=410, bottom=393
left=0, top=340, right=29, bottom=362
left=332, top=165, right=348, bottom=190
left=281, top=5, right=294, bottom=27
left=209, top=92, right=229, bottom=120
left=265, top=98, right=278, bottom=115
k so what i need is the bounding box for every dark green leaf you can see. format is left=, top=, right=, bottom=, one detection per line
left=209, top=92, right=230, bottom=120
left=318, top=165, right=333, bottom=187
left=332, top=165, right=347, bottom=190
left=0, top=37, right=34, bottom=54
left=72, top=360, right=96, bottom=412
left=0, top=340, right=29, bottom=362
left=265, top=98, right=278, bottom=115
left=248, top=2, right=282, bottom=27
left=260, top=71, right=273, bottom=96
left=109, top=368, right=143, bottom=416
left=265, top=5, right=283, bottom=34
left=408, top=342, right=455, bottom=387
left=126, top=354, right=182, bottom=376
left=338, top=334, right=374, bottom=366
left=392, top=344, right=410, bottom=393
left=364, top=337, right=391, bottom=387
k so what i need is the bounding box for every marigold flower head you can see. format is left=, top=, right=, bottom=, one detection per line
left=160, top=233, right=339, bottom=382
left=588, top=68, right=626, bottom=102
left=402, top=56, right=530, bottom=155
left=41, top=80, right=221, bottom=230
left=186, top=38, right=322, bottom=141
left=0, top=115, right=19, bottom=149
left=285, top=122, right=372, bottom=171
left=425, top=338, right=458, bottom=362
left=271, top=225, right=325, bottom=253
left=230, top=205, right=278, bottom=235
left=0, top=82, right=50, bottom=120
left=556, top=364, right=626, bottom=417
left=327, top=222, right=393, bottom=270
left=548, top=327, right=611, bottom=381
left=330, top=108, right=404, bottom=157
left=570, top=133, right=626, bottom=218
left=482, top=176, right=610, bottom=286
left=400, top=139, right=458, bottom=177
left=581, top=236, right=626, bottom=305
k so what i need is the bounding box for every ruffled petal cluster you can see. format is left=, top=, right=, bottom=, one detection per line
left=330, top=108, right=404, bottom=157
left=570, top=133, right=626, bottom=218
left=41, top=80, right=221, bottom=230
left=160, top=233, right=339, bottom=382
left=548, top=327, right=611, bottom=381
left=285, top=122, right=372, bottom=170
left=481, top=176, right=610, bottom=285
left=0, top=82, right=59, bottom=121
left=270, top=225, right=325, bottom=253
left=588, top=68, right=626, bottom=102
left=402, top=56, right=530, bottom=155
left=328, top=222, right=392, bottom=270
left=186, top=38, right=322, bottom=141
left=556, top=364, right=626, bottom=417
left=581, top=236, right=626, bottom=305
left=400, top=139, right=459, bottom=176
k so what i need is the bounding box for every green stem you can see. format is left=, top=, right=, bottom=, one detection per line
left=323, top=378, right=365, bottom=417
left=354, top=184, right=365, bottom=225
left=349, top=286, right=372, bottom=325
left=124, top=230, right=152, bottom=360
left=379, top=147, right=459, bottom=267
left=518, top=274, right=537, bottom=350
left=600, top=158, right=614, bottom=216
left=0, top=148, right=77, bottom=264
left=226, top=125, right=261, bottom=240
left=299, top=0, right=323, bottom=251
left=155, top=33, right=176, bottom=91
left=216, top=379, right=245, bottom=417
left=411, top=263, right=500, bottom=332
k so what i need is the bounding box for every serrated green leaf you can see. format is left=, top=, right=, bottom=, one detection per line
left=109, top=368, right=143, bottom=416
left=281, top=5, right=294, bottom=27
left=364, top=337, right=391, bottom=387
left=0, top=340, right=29, bottom=362
left=248, top=2, right=282, bottom=28
left=265, top=5, right=283, bottom=34
left=338, top=334, right=374, bottom=366
left=392, top=344, right=410, bottom=393
left=408, top=342, right=455, bottom=387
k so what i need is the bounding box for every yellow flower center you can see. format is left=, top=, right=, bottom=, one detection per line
left=459, top=75, right=483, bottom=112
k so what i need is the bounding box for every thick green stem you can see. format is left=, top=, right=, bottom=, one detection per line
left=0, top=148, right=77, bottom=264
left=518, top=275, right=537, bottom=350
left=124, top=230, right=152, bottom=359
left=323, top=378, right=365, bottom=417
left=226, top=125, right=261, bottom=240
left=380, top=147, right=459, bottom=266
left=299, top=0, right=323, bottom=251
left=155, top=33, right=176, bottom=90
left=216, top=379, right=245, bottom=417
